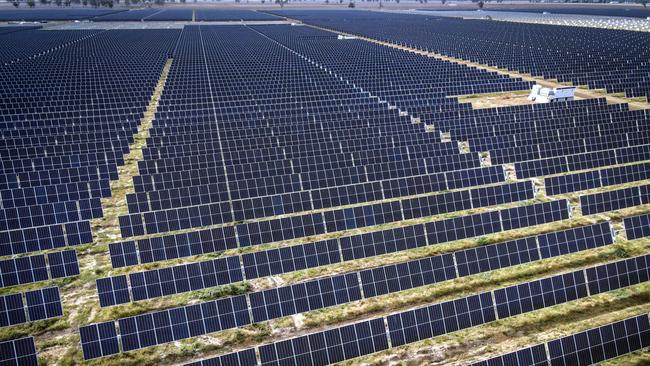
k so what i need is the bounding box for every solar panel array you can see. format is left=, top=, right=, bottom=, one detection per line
left=0, top=27, right=180, bottom=263
left=163, top=254, right=650, bottom=366
left=471, top=314, right=650, bottom=366
left=144, top=9, right=193, bottom=21
left=0, top=25, right=181, bottom=366
left=101, top=199, right=573, bottom=307
left=114, top=180, right=540, bottom=264
left=271, top=10, right=650, bottom=102
left=84, top=220, right=615, bottom=358
left=3, top=10, right=650, bottom=365
left=0, top=8, right=126, bottom=21
left=195, top=10, right=281, bottom=21
left=66, top=19, right=650, bottom=365
left=431, top=5, right=650, bottom=18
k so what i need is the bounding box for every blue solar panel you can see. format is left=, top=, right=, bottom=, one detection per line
left=25, top=286, right=62, bottom=321
left=79, top=321, right=120, bottom=360
left=469, top=344, right=548, bottom=366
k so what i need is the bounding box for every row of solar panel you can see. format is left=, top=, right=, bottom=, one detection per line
left=469, top=118, right=650, bottom=153
left=0, top=140, right=129, bottom=160
left=0, top=150, right=126, bottom=176
left=439, top=101, right=604, bottom=126
left=144, top=119, right=421, bottom=148
left=0, top=180, right=111, bottom=209
left=0, top=122, right=138, bottom=139
left=435, top=98, right=608, bottom=130
left=146, top=113, right=415, bottom=139
left=490, top=130, right=650, bottom=166
left=0, top=286, right=62, bottom=328
left=81, top=253, right=650, bottom=363
left=0, top=197, right=103, bottom=231
left=449, top=108, right=638, bottom=140
left=0, top=220, right=92, bottom=257
left=137, top=135, right=449, bottom=176
left=546, top=161, right=650, bottom=196
left=0, top=250, right=79, bottom=289
left=471, top=314, right=650, bottom=366
left=151, top=107, right=436, bottom=131
left=144, top=124, right=427, bottom=152
left=0, top=164, right=119, bottom=190
left=0, top=130, right=135, bottom=150
left=134, top=147, right=469, bottom=199
left=580, top=184, right=650, bottom=215
left=447, top=105, right=633, bottom=140
left=515, top=144, right=650, bottom=179
left=139, top=138, right=458, bottom=175
left=119, top=165, right=507, bottom=238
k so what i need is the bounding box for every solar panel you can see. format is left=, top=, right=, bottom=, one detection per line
left=580, top=186, right=643, bottom=215
left=426, top=211, right=502, bottom=245
left=537, top=222, right=614, bottom=259
left=0, top=254, right=48, bottom=288
left=258, top=318, right=389, bottom=365
left=624, top=213, right=650, bottom=240
left=119, top=295, right=250, bottom=352
left=250, top=273, right=361, bottom=323
left=0, top=293, right=25, bottom=327
left=493, top=271, right=588, bottom=319
left=500, top=200, right=570, bottom=231
left=359, top=254, right=456, bottom=298
left=548, top=314, right=650, bottom=365
left=341, top=222, right=427, bottom=262
left=47, top=249, right=80, bottom=279
left=183, top=349, right=258, bottom=366
left=0, top=198, right=102, bottom=231
left=0, top=220, right=92, bottom=256
left=108, top=241, right=139, bottom=268
left=242, top=239, right=341, bottom=280
left=79, top=321, right=120, bottom=360
left=387, top=292, right=495, bottom=347
left=546, top=163, right=650, bottom=196
left=96, top=275, right=130, bottom=308
left=585, top=254, right=650, bottom=295
left=140, top=256, right=240, bottom=301
left=25, top=286, right=63, bottom=321
left=109, top=226, right=237, bottom=268
left=474, top=314, right=650, bottom=366
left=469, top=344, right=548, bottom=366
left=455, top=237, right=539, bottom=277
left=0, top=336, right=38, bottom=366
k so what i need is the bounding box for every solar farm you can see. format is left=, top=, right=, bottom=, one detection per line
left=2, top=4, right=650, bottom=366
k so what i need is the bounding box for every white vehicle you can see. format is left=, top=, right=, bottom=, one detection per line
left=528, top=85, right=576, bottom=103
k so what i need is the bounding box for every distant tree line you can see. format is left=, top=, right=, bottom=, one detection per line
left=7, top=0, right=169, bottom=7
